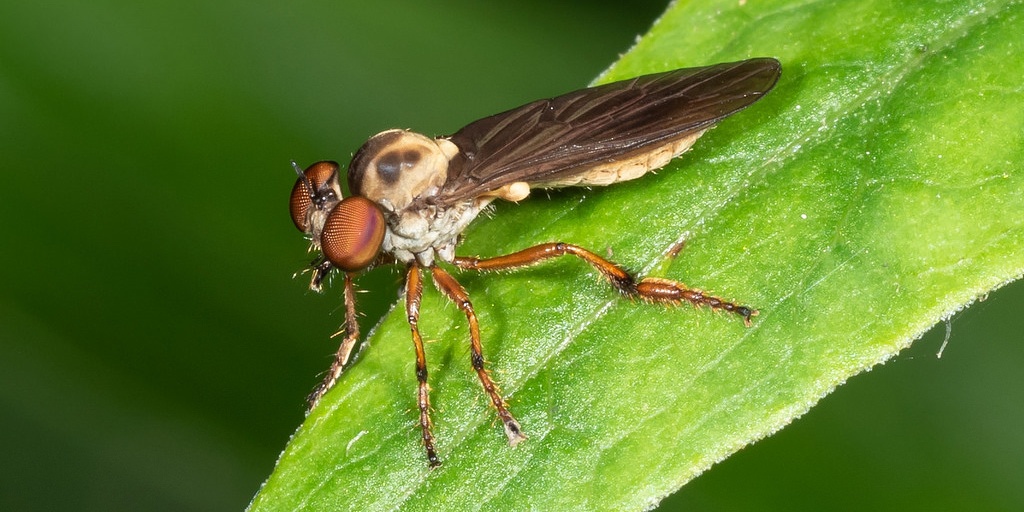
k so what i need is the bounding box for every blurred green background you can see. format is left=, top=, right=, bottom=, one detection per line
left=1, top=1, right=1021, bottom=510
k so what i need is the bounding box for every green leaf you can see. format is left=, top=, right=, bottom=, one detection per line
left=250, top=1, right=1024, bottom=510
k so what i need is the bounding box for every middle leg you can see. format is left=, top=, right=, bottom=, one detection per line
left=430, top=265, right=526, bottom=446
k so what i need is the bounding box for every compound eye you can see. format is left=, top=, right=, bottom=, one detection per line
left=289, top=161, right=339, bottom=232
left=321, top=196, right=386, bottom=271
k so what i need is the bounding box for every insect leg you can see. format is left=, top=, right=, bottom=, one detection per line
left=430, top=265, right=527, bottom=447
left=405, top=264, right=441, bottom=467
left=307, top=272, right=360, bottom=409
left=452, top=243, right=758, bottom=326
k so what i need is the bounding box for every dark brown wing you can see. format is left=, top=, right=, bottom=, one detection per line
left=438, top=58, right=781, bottom=203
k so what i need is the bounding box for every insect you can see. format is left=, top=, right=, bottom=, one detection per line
left=290, top=58, right=781, bottom=467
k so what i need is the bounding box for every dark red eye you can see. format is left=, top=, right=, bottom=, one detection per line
left=289, top=161, right=340, bottom=232
left=321, top=196, right=386, bottom=271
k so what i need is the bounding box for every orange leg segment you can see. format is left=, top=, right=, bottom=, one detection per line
left=452, top=242, right=757, bottom=326
left=404, top=264, right=441, bottom=467
left=307, top=271, right=361, bottom=409
left=431, top=265, right=526, bottom=447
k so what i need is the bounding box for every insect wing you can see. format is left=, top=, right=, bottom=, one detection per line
left=438, top=58, right=781, bottom=203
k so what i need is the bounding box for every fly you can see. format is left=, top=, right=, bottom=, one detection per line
left=289, top=58, right=781, bottom=467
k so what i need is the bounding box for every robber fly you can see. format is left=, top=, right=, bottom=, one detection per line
left=290, top=58, right=781, bottom=467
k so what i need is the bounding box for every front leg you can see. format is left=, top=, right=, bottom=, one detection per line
left=405, top=264, right=441, bottom=467
left=307, top=271, right=361, bottom=409
left=452, top=242, right=757, bottom=326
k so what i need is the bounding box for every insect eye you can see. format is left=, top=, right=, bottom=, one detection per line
left=289, top=161, right=340, bottom=232
left=320, top=196, right=386, bottom=271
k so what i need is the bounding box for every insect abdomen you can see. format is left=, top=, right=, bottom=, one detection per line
left=537, top=130, right=706, bottom=189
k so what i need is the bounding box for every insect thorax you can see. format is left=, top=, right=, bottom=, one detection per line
left=347, top=129, right=491, bottom=266
left=383, top=197, right=491, bottom=266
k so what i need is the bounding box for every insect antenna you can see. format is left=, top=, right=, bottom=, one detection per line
left=291, top=160, right=322, bottom=203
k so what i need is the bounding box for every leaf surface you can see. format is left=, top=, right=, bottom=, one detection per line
left=250, top=1, right=1024, bottom=510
